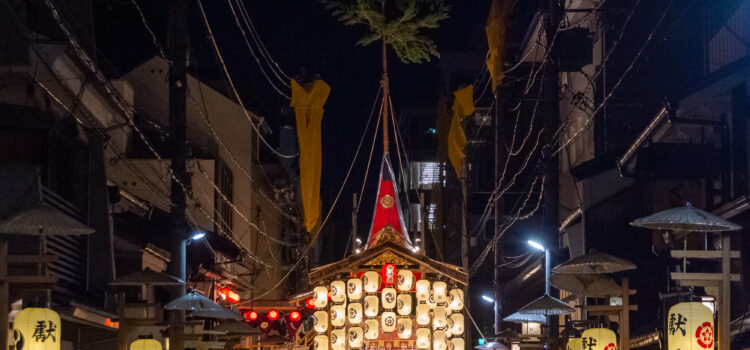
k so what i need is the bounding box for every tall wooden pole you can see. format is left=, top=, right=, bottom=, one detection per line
left=720, top=233, right=731, bottom=350
left=0, top=242, right=8, bottom=350
left=381, top=0, right=390, bottom=155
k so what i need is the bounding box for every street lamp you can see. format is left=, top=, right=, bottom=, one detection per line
left=170, top=231, right=205, bottom=350
left=527, top=240, right=550, bottom=295
left=481, top=295, right=495, bottom=303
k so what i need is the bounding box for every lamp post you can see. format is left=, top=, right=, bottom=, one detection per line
left=170, top=231, right=205, bottom=350
left=527, top=240, right=550, bottom=294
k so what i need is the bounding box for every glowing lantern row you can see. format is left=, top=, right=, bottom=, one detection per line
left=450, top=313, right=465, bottom=335
left=433, top=282, right=447, bottom=304
left=314, top=335, right=328, bottom=350
left=347, top=303, right=363, bottom=324
left=330, top=281, right=346, bottom=303
left=398, top=318, right=413, bottom=339
left=362, top=271, right=380, bottom=293
left=130, top=339, right=162, bottom=350
left=348, top=278, right=363, bottom=300
left=397, top=269, right=415, bottom=291
left=397, top=294, right=412, bottom=315
left=433, top=330, right=448, bottom=350
left=416, top=280, right=431, bottom=301
left=313, top=311, right=328, bottom=333
left=416, top=328, right=431, bottom=350
left=448, top=289, right=464, bottom=310
left=348, top=327, right=364, bottom=348
left=14, top=308, right=61, bottom=350
left=580, top=328, right=617, bottom=350
left=668, top=302, right=714, bottom=350
left=416, top=304, right=431, bottom=326
left=450, top=338, right=465, bottom=350
left=432, top=306, right=447, bottom=329
left=566, top=338, right=582, bottom=350
left=382, top=287, right=397, bottom=309
left=331, top=329, right=346, bottom=350
left=314, top=286, right=328, bottom=309
left=330, top=305, right=346, bottom=327
left=364, top=295, right=379, bottom=317
left=364, top=319, right=379, bottom=339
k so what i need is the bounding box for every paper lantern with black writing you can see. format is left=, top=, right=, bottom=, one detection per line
left=667, top=302, right=714, bottom=350
left=580, top=328, right=618, bottom=350
left=331, top=329, right=346, bottom=350
left=381, top=311, right=397, bottom=333
left=432, top=282, right=447, bottom=304
left=382, top=287, right=397, bottom=309
left=347, top=278, right=363, bottom=300
left=397, top=318, right=413, bottom=339
left=448, top=289, right=464, bottom=311
left=130, top=339, right=162, bottom=350
left=364, top=295, right=379, bottom=318
left=313, top=311, right=329, bottom=333
left=13, top=308, right=62, bottom=350
left=363, top=271, right=380, bottom=293
left=416, top=280, right=431, bottom=301
left=416, top=304, right=431, bottom=326
left=397, top=270, right=415, bottom=291
left=330, top=305, right=346, bottom=327
left=397, top=294, right=412, bottom=315
left=566, top=338, right=582, bottom=350
left=348, top=327, right=364, bottom=348
left=433, top=330, right=448, bottom=350
left=314, top=335, right=329, bottom=350
left=314, top=286, right=328, bottom=309
left=330, top=280, right=346, bottom=304
left=450, top=338, right=465, bottom=350
left=416, top=328, right=431, bottom=350
left=364, top=319, right=379, bottom=340
left=450, top=313, right=464, bottom=335
left=432, top=306, right=447, bottom=329
left=347, top=302, right=363, bottom=324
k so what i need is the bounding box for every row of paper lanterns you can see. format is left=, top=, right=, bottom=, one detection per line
left=311, top=310, right=464, bottom=336
left=312, top=327, right=465, bottom=350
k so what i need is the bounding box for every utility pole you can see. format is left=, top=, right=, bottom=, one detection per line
left=493, top=84, right=506, bottom=335
left=167, top=0, right=189, bottom=349
left=544, top=0, right=562, bottom=347
left=381, top=0, right=390, bottom=155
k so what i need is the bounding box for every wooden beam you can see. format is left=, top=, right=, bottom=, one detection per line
left=676, top=280, right=720, bottom=288
left=720, top=234, right=731, bottom=350
left=670, top=250, right=740, bottom=259
left=5, top=275, right=59, bottom=284
left=621, top=278, right=630, bottom=350
left=670, top=272, right=740, bottom=282
left=582, top=305, right=638, bottom=312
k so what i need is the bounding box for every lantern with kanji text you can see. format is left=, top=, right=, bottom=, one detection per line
left=130, top=338, right=162, bottom=350
left=580, top=328, right=618, bottom=350
left=13, top=308, right=61, bottom=350
left=667, top=302, right=714, bottom=350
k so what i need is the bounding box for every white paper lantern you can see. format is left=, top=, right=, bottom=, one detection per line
left=364, top=319, right=379, bottom=340
left=448, top=289, right=464, bottom=310
left=363, top=271, right=381, bottom=293
left=416, top=328, right=432, bottom=350
left=416, top=280, right=431, bottom=302
left=432, top=282, right=447, bottom=304
left=348, top=327, right=364, bottom=348
left=330, top=305, right=346, bottom=327
left=445, top=316, right=454, bottom=337
left=382, top=287, right=397, bottom=309
left=314, top=311, right=329, bottom=333
left=331, top=329, right=346, bottom=350
left=433, top=330, right=448, bottom=350
left=397, top=269, right=415, bottom=291
left=450, top=313, right=464, bottom=335
left=668, top=302, right=714, bottom=350
left=432, top=306, right=447, bottom=329
left=397, top=318, right=413, bottom=339
left=381, top=311, right=397, bottom=333
left=314, top=286, right=329, bottom=309
left=416, top=304, right=431, bottom=326
left=347, top=302, right=363, bottom=324
left=427, top=295, right=437, bottom=309
left=314, top=335, right=329, bottom=350
left=397, top=294, right=412, bottom=315
left=347, top=278, right=363, bottom=300
left=330, top=280, right=347, bottom=303
left=450, top=338, right=465, bottom=350
left=364, top=295, right=379, bottom=318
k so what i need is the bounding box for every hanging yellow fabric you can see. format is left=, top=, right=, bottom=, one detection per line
left=486, top=0, right=509, bottom=93
left=291, top=79, right=330, bottom=232
left=448, top=85, right=474, bottom=179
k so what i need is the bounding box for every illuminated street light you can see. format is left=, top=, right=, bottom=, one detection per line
left=481, top=295, right=494, bottom=303
left=527, top=240, right=545, bottom=252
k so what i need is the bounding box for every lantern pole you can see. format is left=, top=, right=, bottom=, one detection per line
left=381, top=0, right=390, bottom=155
left=0, top=242, right=7, bottom=350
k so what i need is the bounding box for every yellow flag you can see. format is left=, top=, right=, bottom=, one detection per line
left=291, top=79, right=330, bottom=232
left=486, top=0, right=509, bottom=92
left=448, top=85, right=475, bottom=179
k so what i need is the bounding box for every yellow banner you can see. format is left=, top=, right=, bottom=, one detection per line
left=448, top=85, right=475, bottom=179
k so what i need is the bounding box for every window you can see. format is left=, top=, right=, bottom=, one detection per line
left=410, top=161, right=442, bottom=190
left=214, top=159, right=233, bottom=235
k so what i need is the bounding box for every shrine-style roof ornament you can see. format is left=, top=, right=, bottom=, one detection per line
left=364, top=154, right=414, bottom=250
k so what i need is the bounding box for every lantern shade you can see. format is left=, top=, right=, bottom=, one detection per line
left=314, top=335, right=329, bottom=350
left=397, top=294, right=412, bottom=315
left=331, top=305, right=346, bottom=327
left=397, top=318, right=413, bottom=339
left=330, top=281, right=347, bottom=303
left=313, top=311, right=329, bottom=333
left=416, top=304, right=431, bottom=326
left=364, top=295, right=379, bottom=318
left=566, top=338, right=582, bottom=350
left=363, top=271, right=381, bottom=293
left=381, top=311, right=397, bottom=332
left=450, top=313, right=464, bottom=335
left=433, top=330, right=448, bottom=350
left=348, top=278, right=363, bottom=300
left=130, top=339, right=162, bottom=350
left=364, top=319, right=379, bottom=339
left=432, top=282, right=448, bottom=304
left=314, top=286, right=329, bottom=308
left=14, top=307, right=62, bottom=350
left=668, top=302, right=714, bottom=350
left=449, top=289, right=464, bottom=310
left=416, top=328, right=432, bottom=350
left=331, top=329, right=346, bottom=350
left=382, top=287, right=397, bottom=309
left=580, top=328, right=617, bottom=350
left=348, top=327, right=364, bottom=348
left=450, top=338, right=465, bottom=350
left=416, top=280, right=431, bottom=301
left=397, top=269, right=415, bottom=291
left=347, top=302, right=363, bottom=324
left=432, top=306, right=447, bottom=329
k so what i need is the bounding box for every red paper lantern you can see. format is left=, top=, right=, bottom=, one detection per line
left=245, top=310, right=258, bottom=321
left=306, top=297, right=315, bottom=309
left=381, top=264, right=397, bottom=285
left=289, top=310, right=302, bottom=322
left=268, top=309, right=280, bottom=321
left=218, top=287, right=240, bottom=304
